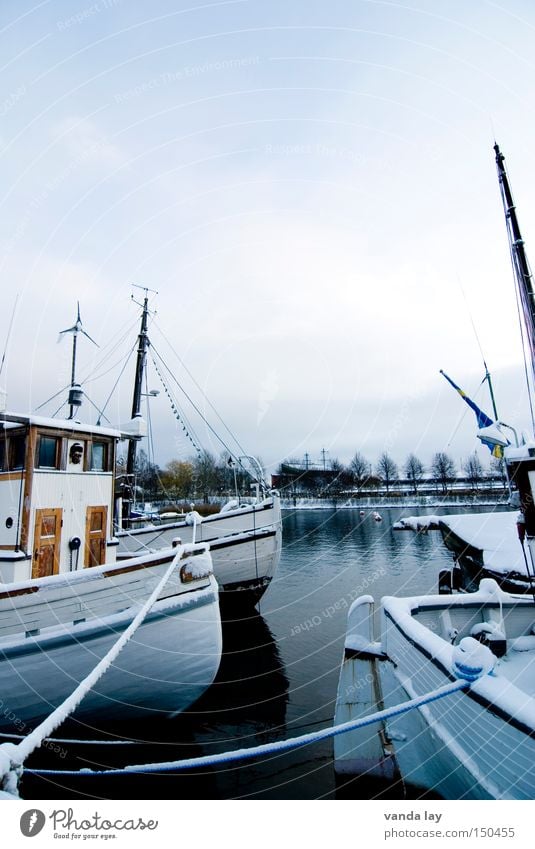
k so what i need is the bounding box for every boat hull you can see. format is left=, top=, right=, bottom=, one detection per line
left=117, top=497, right=282, bottom=607
left=381, top=596, right=535, bottom=800
left=0, top=555, right=222, bottom=731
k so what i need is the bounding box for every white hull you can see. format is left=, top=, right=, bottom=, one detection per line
left=118, top=497, right=282, bottom=605
left=381, top=587, right=535, bottom=799
left=0, top=549, right=222, bottom=731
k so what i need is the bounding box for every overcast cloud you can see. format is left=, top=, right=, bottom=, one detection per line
left=2, top=0, right=535, bottom=474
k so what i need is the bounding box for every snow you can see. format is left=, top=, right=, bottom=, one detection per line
left=505, top=443, right=535, bottom=461
left=2, top=411, right=121, bottom=438
left=393, top=515, right=441, bottom=531
left=440, top=511, right=525, bottom=575
left=383, top=584, right=535, bottom=732
left=395, top=510, right=527, bottom=577
left=344, top=635, right=383, bottom=655
left=185, top=511, right=203, bottom=525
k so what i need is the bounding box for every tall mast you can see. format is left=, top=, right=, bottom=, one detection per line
left=126, top=291, right=150, bottom=477
left=494, top=143, right=535, bottom=391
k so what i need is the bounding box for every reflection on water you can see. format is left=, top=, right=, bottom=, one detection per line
left=22, top=506, right=508, bottom=800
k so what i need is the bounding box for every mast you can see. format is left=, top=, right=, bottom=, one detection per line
left=58, top=303, right=98, bottom=418
left=494, top=143, right=535, bottom=391
left=484, top=361, right=499, bottom=421
left=126, top=292, right=150, bottom=477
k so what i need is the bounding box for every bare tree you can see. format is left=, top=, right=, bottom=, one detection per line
left=350, top=451, right=370, bottom=489
left=431, top=452, right=457, bottom=493
left=404, top=454, right=425, bottom=494
left=463, top=453, right=484, bottom=490
left=489, top=455, right=508, bottom=491
left=193, top=450, right=220, bottom=503
left=376, top=452, right=398, bottom=494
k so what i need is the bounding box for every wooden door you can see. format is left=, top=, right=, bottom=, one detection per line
left=85, top=506, right=108, bottom=568
left=32, top=508, right=62, bottom=579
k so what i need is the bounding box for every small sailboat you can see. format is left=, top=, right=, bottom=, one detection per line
left=334, top=144, right=535, bottom=799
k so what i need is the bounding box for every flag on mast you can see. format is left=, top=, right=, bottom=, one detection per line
left=440, top=370, right=506, bottom=458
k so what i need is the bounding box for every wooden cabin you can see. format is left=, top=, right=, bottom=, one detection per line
left=0, top=414, right=120, bottom=583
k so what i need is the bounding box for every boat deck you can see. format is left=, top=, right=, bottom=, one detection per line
left=498, top=640, right=535, bottom=698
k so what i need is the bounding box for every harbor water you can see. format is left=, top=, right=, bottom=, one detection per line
left=21, top=505, right=510, bottom=801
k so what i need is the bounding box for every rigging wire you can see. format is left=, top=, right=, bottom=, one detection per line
left=95, top=341, right=138, bottom=424
left=150, top=350, right=203, bottom=456
left=0, top=293, right=19, bottom=380
left=152, top=317, right=250, bottom=459
left=457, top=276, right=488, bottom=368
left=151, top=341, right=254, bottom=478
left=35, top=318, right=140, bottom=413
left=510, top=245, right=535, bottom=433
left=445, top=374, right=488, bottom=449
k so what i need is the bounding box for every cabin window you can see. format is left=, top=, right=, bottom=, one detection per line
left=0, top=439, right=5, bottom=471
left=8, top=435, right=25, bottom=470
left=37, top=436, right=60, bottom=469
left=90, top=441, right=108, bottom=471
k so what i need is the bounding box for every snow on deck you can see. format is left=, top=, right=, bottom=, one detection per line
left=396, top=511, right=525, bottom=576
left=441, top=511, right=525, bottom=575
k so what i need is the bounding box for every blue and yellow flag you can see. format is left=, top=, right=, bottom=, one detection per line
left=440, top=370, right=505, bottom=458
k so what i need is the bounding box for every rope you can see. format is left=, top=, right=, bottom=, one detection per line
left=26, top=679, right=468, bottom=777
left=0, top=549, right=183, bottom=795
left=150, top=351, right=202, bottom=456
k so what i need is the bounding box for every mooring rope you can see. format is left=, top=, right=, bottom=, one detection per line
left=27, top=679, right=469, bottom=778
left=0, top=549, right=184, bottom=796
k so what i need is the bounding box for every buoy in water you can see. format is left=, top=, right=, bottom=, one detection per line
left=372, top=511, right=382, bottom=522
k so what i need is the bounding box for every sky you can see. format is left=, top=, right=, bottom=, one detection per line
left=2, top=0, right=535, bottom=476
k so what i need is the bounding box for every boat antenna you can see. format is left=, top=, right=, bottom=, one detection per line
left=126, top=285, right=158, bottom=478
left=58, top=302, right=99, bottom=418
left=494, top=143, right=535, bottom=431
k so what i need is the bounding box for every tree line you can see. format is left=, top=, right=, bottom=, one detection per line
left=116, top=449, right=259, bottom=505
left=116, top=447, right=507, bottom=504
left=274, top=450, right=506, bottom=496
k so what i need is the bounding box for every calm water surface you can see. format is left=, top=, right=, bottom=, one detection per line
left=23, top=505, right=508, bottom=801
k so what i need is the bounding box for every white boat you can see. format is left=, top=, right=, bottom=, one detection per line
left=334, top=580, right=535, bottom=798
left=394, top=511, right=533, bottom=594
left=0, top=402, right=222, bottom=731
left=117, top=495, right=282, bottom=608
left=334, top=144, right=535, bottom=799
left=115, top=292, right=282, bottom=610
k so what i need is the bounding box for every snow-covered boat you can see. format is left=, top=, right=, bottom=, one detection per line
left=117, top=495, right=282, bottom=608
left=334, top=144, right=535, bottom=798
left=0, top=404, right=222, bottom=731
left=394, top=511, right=532, bottom=594
left=115, top=291, right=282, bottom=610
left=334, top=580, right=535, bottom=798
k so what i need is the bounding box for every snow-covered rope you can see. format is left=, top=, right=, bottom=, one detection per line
left=0, top=550, right=183, bottom=796
left=27, top=678, right=468, bottom=777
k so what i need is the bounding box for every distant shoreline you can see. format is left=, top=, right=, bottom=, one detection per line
left=280, top=496, right=511, bottom=511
